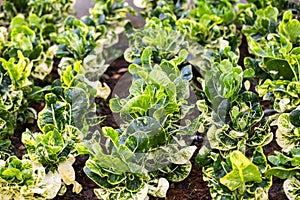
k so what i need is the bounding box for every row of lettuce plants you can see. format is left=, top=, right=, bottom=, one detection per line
left=186, top=0, right=300, bottom=199
left=0, top=0, right=133, bottom=199
left=130, top=0, right=300, bottom=199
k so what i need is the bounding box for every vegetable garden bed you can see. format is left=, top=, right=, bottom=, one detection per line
left=0, top=0, right=300, bottom=199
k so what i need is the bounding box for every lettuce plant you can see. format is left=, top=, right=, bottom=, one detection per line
left=133, top=0, right=190, bottom=22
left=0, top=0, right=75, bottom=26
left=90, top=0, right=135, bottom=46
left=192, top=0, right=237, bottom=24
left=41, top=61, right=101, bottom=134
left=174, top=0, right=241, bottom=74
left=50, top=16, right=112, bottom=98
left=5, top=15, right=37, bottom=58
left=244, top=10, right=300, bottom=82
left=0, top=51, right=38, bottom=150
left=112, top=48, right=192, bottom=124
left=201, top=49, right=272, bottom=153
left=242, top=6, right=279, bottom=38
left=177, top=0, right=240, bottom=50
left=205, top=93, right=272, bottom=154
left=0, top=14, right=59, bottom=80
left=272, top=111, right=300, bottom=152
left=50, top=16, right=96, bottom=61
left=78, top=0, right=136, bottom=68
left=197, top=146, right=272, bottom=199
left=237, top=0, right=300, bottom=26
left=80, top=118, right=197, bottom=199
left=257, top=79, right=300, bottom=113
left=21, top=92, right=84, bottom=198
left=80, top=128, right=173, bottom=200
left=80, top=46, right=198, bottom=199
left=232, top=3, right=300, bottom=200
left=0, top=155, right=47, bottom=199
left=22, top=127, right=82, bottom=199
left=0, top=12, right=59, bottom=150
left=20, top=61, right=101, bottom=198
left=124, top=17, right=188, bottom=63
left=267, top=148, right=300, bottom=199
left=27, top=0, right=75, bottom=25
left=0, top=0, right=74, bottom=82
left=245, top=9, right=300, bottom=160
left=195, top=45, right=273, bottom=198
left=52, top=0, right=135, bottom=81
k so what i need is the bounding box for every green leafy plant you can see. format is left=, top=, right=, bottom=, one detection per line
left=236, top=0, right=300, bottom=26
left=192, top=0, right=237, bottom=24
left=52, top=0, right=135, bottom=77
left=201, top=48, right=272, bottom=153
left=22, top=127, right=82, bottom=198
left=0, top=0, right=75, bottom=26
left=220, top=150, right=262, bottom=192
left=197, top=146, right=272, bottom=199
left=244, top=9, right=300, bottom=82
left=51, top=16, right=111, bottom=99
left=50, top=16, right=96, bottom=61
left=242, top=6, right=279, bottom=38
left=244, top=7, right=300, bottom=158
left=272, top=112, right=300, bottom=152
left=0, top=155, right=47, bottom=199
left=20, top=61, right=101, bottom=198
left=1, top=14, right=58, bottom=80
left=112, top=48, right=192, bottom=123
left=79, top=128, right=172, bottom=200
left=0, top=0, right=300, bottom=199
left=80, top=46, right=198, bottom=199
left=194, top=38, right=273, bottom=199
left=0, top=11, right=60, bottom=152
left=174, top=0, right=241, bottom=73
left=133, top=0, right=190, bottom=22
left=267, top=148, right=300, bottom=199
left=0, top=51, right=38, bottom=150
left=90, top=0, right=135, bottom=45
left=124, top=17, right=188, bottom=63
left=177, top=0, right=240, bottom=50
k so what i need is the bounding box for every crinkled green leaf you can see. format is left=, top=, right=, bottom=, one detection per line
left=283, top=177, right=300, bottom=200
left=0, top=156, right=46, bottom=199
left=0, top=51, right=32, bottom=90
left=196, top=145, right=212, bottom=167
left=276, top=113, right=300, bottom=152
left=125, top=116, right=165, bottom=151
left=220, top=151, right=262, bottom=191
left=279, top=10, right=300, bottom=44
left=147, top=178, right=169, bottom=198
left=267, top=148, right=300, bottom=179
left=164, top=162, right=192, bottom=182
